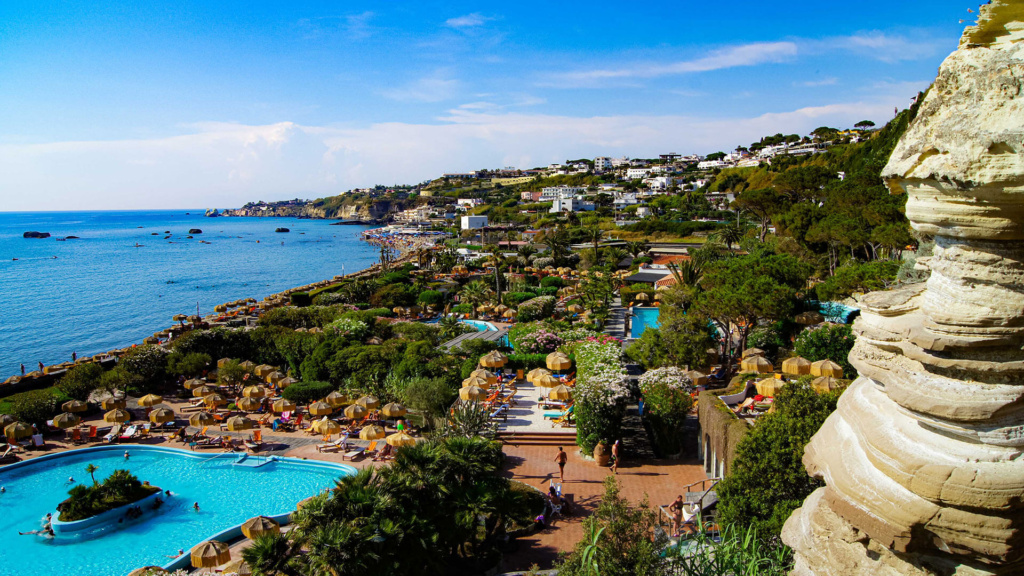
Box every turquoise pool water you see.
[630,307,662,338]
[0,446,354,576]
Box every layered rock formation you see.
[782,3,1024,575]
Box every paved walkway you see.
[604,296,626,340]
[498,444,707,572]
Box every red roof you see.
[651,255,691,266]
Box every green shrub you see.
[9,389,65,428]
[57,363,104,401]
[540,276,564,288]
[505,353,549,370]
[502,292,537,307]
[536,286,560,297]
[815,260,900,302]
[290,292,313,307]
[369,284,415,309]
[452,303,473,314]
[282,381,335,404]
[165,352,211,378]
[417,290,444,306]
[793,324,855,377]
[717,379,841,538]
[402,377,458,428]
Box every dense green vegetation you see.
[242,437,544,576]
[716,379,842,539]
[58,467,160,522]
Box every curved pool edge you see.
[0,445,355,575]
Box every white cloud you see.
[0,83,925,211]
[813,31,946,63]
[563,41,799,81]
[796,77,839,87]
[551,31,944,87]
[381,76,460,103]
[445,13,493,28]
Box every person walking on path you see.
[611,440,621,474]
[38,361,44,372]
[555,446,568,482]
[20,364,25,376]
[72,351,77,362]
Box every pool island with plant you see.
[56,467,161,523]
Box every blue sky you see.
[0,1,974,210]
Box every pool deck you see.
[2,387,707,574]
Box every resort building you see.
[550,197,596,213]
[594,156,613,171]
[539,185,586,201]
[460,215,488,230]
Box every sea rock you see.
[275,227,290,233]
[188,229,202,234]
[65,236,79,239]
[22,231,50,238]
[205,209,221,217]
[783,3,1024,574]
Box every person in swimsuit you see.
[611,440,621,474]
[554,446,568,482]
[668,495,687,537]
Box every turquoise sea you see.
[0,211,377,379]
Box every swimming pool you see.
[630,306,662,338]
[0,446,354,576]
[423,317,499,331]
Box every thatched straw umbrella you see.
[190,540,230,568]
[740,355,773,374]
[810,360,843,378]
[355,395,380,410]
[344,403,368,420]
[226,416,254,431]
[360,425,386,440]
[459,385,486,401]
[240,516,280,539]
[189,412,215,427]
[781,356,812,376]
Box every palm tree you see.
[438,315,464,339]
[625,240,649,259]
[584,226,604,260]
[85,463,98,485]
[241,533,303,576]
[712,223,745,251]
[459,281,491,318]
[517,244,537,265]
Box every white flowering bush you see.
[325,317,369,340]
[517,296,556,322]
[573,340,630,454]
[637,366,695,455]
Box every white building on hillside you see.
[461,215,488,230]
[550,197,596,213]
[540,185,586,201]
[456,198,483,210]
[697,159,728,170]
[626,168,652,180]
[594,157,613,171]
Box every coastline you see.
[2,229,443,386]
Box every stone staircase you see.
[497,431,577,447]
[621,403,656,460]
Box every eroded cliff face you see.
[782,3,1024,575]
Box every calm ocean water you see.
[0,211,377,379]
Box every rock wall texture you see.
[782,3,1024,575]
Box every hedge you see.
[282,381,336,404]
[503,292,538,307]
[290,292,313,307]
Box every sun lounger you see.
[316,434,348,453]
[190,436,223,450]
[119,425,139,441]
[31,434,44,448]
[70,428,83,444]
[103,424,123,443]
[138,423,152,437]
[543,406,572,419]
[86,426,98,442]
[244,430,263,452]
[490,404,509,421]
